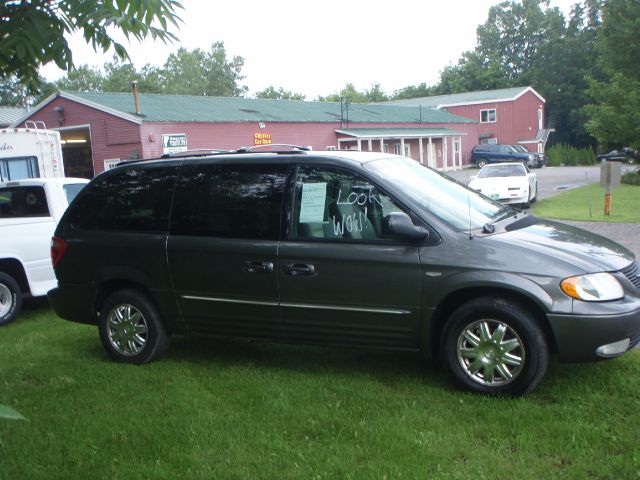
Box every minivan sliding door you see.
[167,162,288,339]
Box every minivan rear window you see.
[0,186,49,218]
[67,166,178,233]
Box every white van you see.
[0,122,65,181]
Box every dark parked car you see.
[48,148,640,396]
[511,145,548,168]
[597,148,639,163]
[471,144,537,169]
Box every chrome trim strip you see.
[280,302,411,315]
[181,295,279,307]
[181,295,411,315]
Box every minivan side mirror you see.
[383,212,430,240]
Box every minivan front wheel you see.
[99,289,169,364]
[442,297,548,395]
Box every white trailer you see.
[0,121,65,181]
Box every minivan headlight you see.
[560,273,624,302]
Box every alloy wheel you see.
[456,319,525,386]
[106,304,149,356]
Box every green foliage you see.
[0,0,183,93]
[32,42,248,100]
[394,0,602,147]
[622,169,640,186]
[318,82,389,103]
[0,75,31,106]
[0,404,25,421]
[392,82,438,100]
[547,144,597,166]
[162,42,247,97]
[255,86,306,101]
[585,0,640,150]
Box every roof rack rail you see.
[236,144,312,153]
[160,148,231,159]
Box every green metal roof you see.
[336,127,466,138]
[61,91,475,124]
[0,106,27,126]
[385,86,543,108]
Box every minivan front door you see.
[167,162,288,339]
[278,165,423,349]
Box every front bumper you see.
[548,308,640,362]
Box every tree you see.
[0,0,183,93]
[392,82,438,100]
[0,75,31,106]
[162,42,247,96]
[255,86,306,100]
[51,65,105,92]
[103,60,164,93]
[318,83,388,103]
[403,0,601,147]
[585,0,640,150]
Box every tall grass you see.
[547,144,597,166]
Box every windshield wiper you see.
[483,207,518,233]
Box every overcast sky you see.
[40,0,578,99]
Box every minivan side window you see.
[67,166,178,233]
[170,163,287,240]
[291,165,405,241]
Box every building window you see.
[0,156,40,181]
[480,109,497,123]
[453,139,461,154]
[383,143,389,154]
[404,144,411,157]
[393,143,401,155]
[480,138,498,145]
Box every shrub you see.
[547,144,597,166]
[622,168,640,185]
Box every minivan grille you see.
[620,260,640,290]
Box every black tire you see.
[99,289,169,364]
[530,182,538,203]
[0,272,22,326]
[442,297,548,396]
[477,159,488,168]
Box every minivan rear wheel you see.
[99,289,169,364]
[442,297,548,396]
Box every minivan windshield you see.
[365,157,511,230]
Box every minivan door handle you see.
[283,263,316,277]
[244,261,274,274]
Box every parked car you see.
[511,145,548,168]
[468,162,537,209]
[48,148,640,396]
[0,177,88,325]
[597,148,639,163]
[471,144,537,169]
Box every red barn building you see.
[386,86,551,154]
[11,86,547,179]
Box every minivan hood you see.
[490,218,634,272]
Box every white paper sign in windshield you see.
[299,183,327,223]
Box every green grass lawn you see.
[2,302,640,479]
[532,183,640,223]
